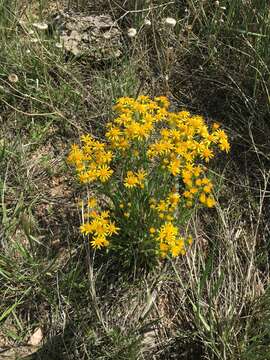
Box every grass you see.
[0,0,269,359]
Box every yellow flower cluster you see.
[157,222,188,258]
[67,135,114,184]
[150,192,180,220]
[80,204,119,249]
[68,96,230,260]
[105,96,170,149]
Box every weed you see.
[0,0,269,359]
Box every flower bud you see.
[8,73,19,83]
[144,18,151,27]
[164,17,177,28]
[127,28,137,38]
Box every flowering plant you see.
[67,96,229,268]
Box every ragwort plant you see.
[67,96,230,269]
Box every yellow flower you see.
[189,115,204,129]
[206,197,216,208]
[201,147,214,162]
[201,178,210,185]
[124,171,138,188]
[154,96,170,109]
[79,169,97,183]
[160,129,171,138]
[163,159,169,165]
[100,211,110,218]
[215,129,227,140]
[219,138,230,153]
[157,222,178,242]
[199,193,206,204]
[67,144,84,164]
[203,185,212,193]
[81,134,94,144]
[182,169,192,184]
[91,235,108,249]
[149,140,173,157]
[114,138,129,150]
[178,110,190,118]
[168,192,180,206]
[168,158,181,176]
[195,178,202,186]
[160,243,169,257]
[88,198,97,208]
[212,122,220,130]
[80,222,93,235]
[91,219,107,236]
[136,169,147,185]
[97,165,113,182]
[137,95,150,102]
[155,108,168,121]
[124,121,148,140]
[99,151,113,164]
[193,166,202,177]
[105,126,122,142]
[149,227,156,234]
[171,238,184,257]
[106,222,120,236]
[183,191,193,199]
[156,200,167,213]
[200,125,209,138]
[89,210,98,218]
[92,142,105,152]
